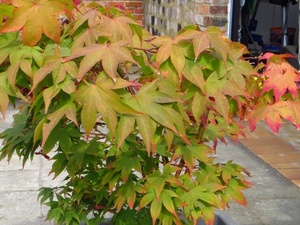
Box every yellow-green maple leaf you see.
[76,82,138,138]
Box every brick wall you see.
[143,0,196,36]
[144,0,229,36]
[89,0,230,36]
[90,0,144,23]
[195,0,228,29]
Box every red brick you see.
[133,8,144,14]
[209,6,227,15]
[106,2,125,8]
[97,0,143,22]
[203,16,227,27]
[125,2,143,8]
[199,4,209,14]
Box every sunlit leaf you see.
[77,82,137,137]
[1,0,69,46]
[67,41,136,80]
[98,15,137,43]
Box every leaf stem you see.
[132,47,158,54]
[197,113,209,141]
[197,124,205,141]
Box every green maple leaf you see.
[1,0,69,46]
[31,47,79,94]
[70,4,101,33]
[146,164,182,196]
[150,197,162,225]
[0,3,14,25]
[5,45,43,90]
[151,36,173,63]
[152,36,190,76]
[262,62,299,101]
[204,72,231,124]
[69,6,111,48]
[66,41,136,80]
[223,60,254,97]
[169,43,187,76]
[182,185,221,209]
[31,56,61,91]
[0,71,27,114]
[115,180,136,211]
[191,89,208,125]
[114,150,143,181]
[77,83,117,137]
[182,58,205,92]
[159,189,179,219]
[225,179,248,206]
[126,96,181,144]
[42,76,75,113]
[72,27,110,49]
[204,71,227,96]
[176,29,210,59]
[117,115,136,148]
[0,72,11,119]
[41,101,78,147]
[0,32,20,65]
[176,145,214,171]
[136,115,156,154]
[124,97,160,155]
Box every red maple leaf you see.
[73,0,81,5]
[262,61,299,101]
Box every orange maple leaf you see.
[248,98,300,134]
[247,101,287,134]
[1,0,69,46]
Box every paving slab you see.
[216,140,300,225]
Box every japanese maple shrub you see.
[0,1,299,225]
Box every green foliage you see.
[0,1,300,225]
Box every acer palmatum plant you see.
[0,1,299,225]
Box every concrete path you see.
[0,104,64,225]
[0,104,300,225]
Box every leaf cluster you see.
[0,1,299,225]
